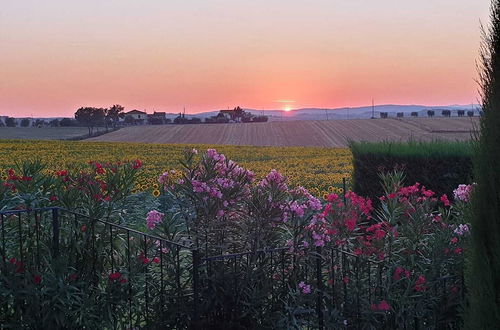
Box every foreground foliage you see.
[0,151,471,328]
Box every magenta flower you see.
[146,210,165,230]
[453,184,474,202]
[298,281,311,294]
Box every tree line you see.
[74,105,125,136]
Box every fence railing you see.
[0,207,463,329]
[0,207,196,328]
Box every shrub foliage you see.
[350,141,474,202]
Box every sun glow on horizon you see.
[0,1,489,117]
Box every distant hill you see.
[185,104,482,121]
[1,104,481,122]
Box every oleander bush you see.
[0,151,471,328]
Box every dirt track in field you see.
[87,117,479,147]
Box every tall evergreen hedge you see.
[465,0,500,326]
[350,141,474,201]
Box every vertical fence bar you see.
[18,213,23,262]
[109,225,114,272]
[52,208,60,258]
[331,248,335,309]
[1,214,6,266]
[159,240,165,319]
[342,178,347,205]
[35,211,40,270]
[192,249,200,326]
[127,230,132,329]
[143,236,149,326]
[316,246,324,330]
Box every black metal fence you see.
[0,207,463,329]
[0,207,196,328]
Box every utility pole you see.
[371,99,375,119]
[325,109,329,121]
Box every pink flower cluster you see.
[453,184,474,202]
[258,169,288,191]
[453,224,470,236]
[414,275,427,292]
[146,210,164,230]
[206,148,226,162]
[192,179,223,198]
[393,266,411,280]
[298,281,311,294]
[371,300,391,311]
[307,191,375,248]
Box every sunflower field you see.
[0,139,352,197]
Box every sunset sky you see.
[0,0,491,117]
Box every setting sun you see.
[283,106,292,112]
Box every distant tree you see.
[5,117,16,127]
[75,107,105,136]
[465,0,500,326]
[442,109,451,117]
[106,104,125,129]
[20,118,30,127]
[34,119,46,127]
[427,110,435,117]
[59,118,73,127]
[49,119,59,127]
[396,112,404,118]
[253,115,269,122]
[164,118,172,124]
[190,117,202,124]
[467,110,475,117]
[148,117,163,125]
[411,112,418,117]
[458,110,465,117]
[380,112,388,119]
[174,113,189,124]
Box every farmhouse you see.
[125,110,147,120]
[219,107,245,122]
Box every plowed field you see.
[88,117,479,147]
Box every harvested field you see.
[0,127,91,140]
[88,117,479,147]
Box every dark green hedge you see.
[350,141,474,201]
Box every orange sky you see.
[0,0,491,117]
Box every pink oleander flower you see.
[259,169,288,191]
[298,281,311,294]
[453,184,474,202]
[371,300,392,311]
[454,224,470,236]
[158,172,169,185]
[109,272,122,281]
[414,275,427,292]
[440,194,450,207]
[146,210,164,230]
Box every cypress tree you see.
[465,0,500,327]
